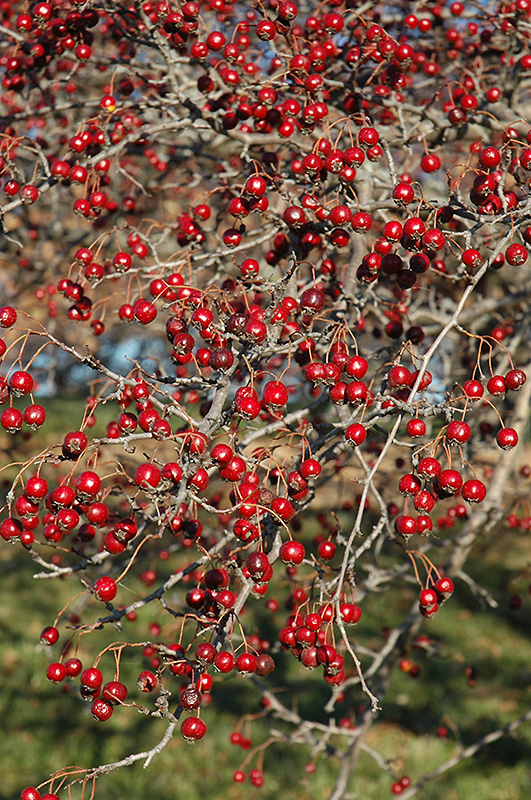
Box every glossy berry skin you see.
[505,369,526,391]
[271,497,295,522]
[419,589,437,608]
[388,365,411,389]
[91,699,114,721]
[346,381,368,405]
[262,380,289,408]
[279,540,305,565]
[102,680,128,705]
[51,485,75,508]
[205,568,229,590]
[406,416,426,438]
[0,306,17,328]
[505,243,528,266]
[462,249,482,269]
[496,427,519,449]
[93,576,118,602]
[446,420,471,445]
[63,430,88,456]
[23,405,46,429]
[40,626,59,646]
[416,457,441,480]
[416,515,433,535]
[394,515,417,538]
[9,370,34,396]
[246,552,270,580]
[214,651,236,673]
[463,380,484,401]
[64,658,83,677]
[435,577,455,599]
[21,185,39,205]
[134,299,157,324]
[392,182,415,205]
[436,469,463,496]
[135,463,162,489]
[80,667,103,692]
[195,642,216,665]
[46,662,67,683]
[462,479,487,503]
[339,603,362,624]
[346,355,368,379]
[414,490,435,513]
[181,716,207,741]
[210,443,233,464]
[236,652,258,674]
[137,671,157,692]
[345,423,367,446]
[75,471,102,498]
[283,206,306,228]
[487,375,506,396]
[20,789,40,800]
[399,474,422,496]
[480,146,501,168]
[300,458,321,480]
[1,408,23,433]
[317,540,336,559]
[300,288,326,315]
[26,476,48,502]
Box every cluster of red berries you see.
[2,0,531,796]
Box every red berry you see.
[63,430,88,456]
[339,602,362,624]
[505,243,528,266]
[388,365,412,389]
[279,540,305,565]
[40,626,59,646]
[505,369,526,391]
[102,680,128,705]
[446,420,471,445]
[46,662,67,683]
[0,306,17,328]
[65,657,83,677]
[135,463,162,489]
[346,355,368,379]
[91,698,114,721]
[262,381,289,408]
[137,671,157,692]
[394,515,417,538]
[487,375,506,396]
[496,427,519,450]
[406,418,426,438]
[81,667,103,692]
[463,380,484,400]
[181,716,207,741]
[435,577,455,599]
[300,287,326,315]
[462,479,487,503]
[317,540,336,559]
[93,576,118,602]
[345,423,367,446]
[436,469,463,496]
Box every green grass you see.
[1,398,531,800]
[2,550,531,800]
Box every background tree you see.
[2,0,531,798]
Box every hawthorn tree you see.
[2,0,531,797]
